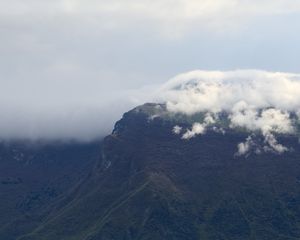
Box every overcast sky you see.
[1,0,300,140]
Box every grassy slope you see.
[16,105,300,240]
[0,141,101,240]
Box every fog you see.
[1,0,300,140]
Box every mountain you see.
[2,103,300,240]
[0,140,102,240]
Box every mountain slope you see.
[0,140,102,240]
[15,103,300,240]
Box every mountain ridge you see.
[2,103,300,239]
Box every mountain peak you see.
[2,103,300,240]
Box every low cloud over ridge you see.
[1,69,300,144]
[160,70,300,155]
[160,70,300,113]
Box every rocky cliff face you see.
[3,103,300,240]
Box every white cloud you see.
[263,132,289,154]
[230,106,294,134]
[180,113,217,139]
[236,136,254,156]
[162,69,300,154]
[230,106,293,155]
[161,70,300,114]
[173,125,182,135]
[182,122,206,140]
[236,131,289,156]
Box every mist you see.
[1,1,300,140]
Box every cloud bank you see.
[1,69,300,145]
[0,86,154,141]
[1,1,300,141]
[161,70,300,113]
[161,70,300,155]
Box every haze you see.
[1,0,300,140]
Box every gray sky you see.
[1,0,300,140]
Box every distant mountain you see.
[2,103,300,240]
